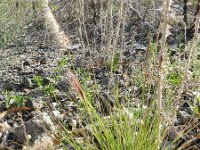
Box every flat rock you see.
[177,111,192,125]
[1,112,55,149]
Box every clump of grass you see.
[54,69,164,150]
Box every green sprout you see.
[3,90,27,108]
[59,57,66,68]
[10,94,26,107]
[167,72,182,86]
[33,75,43,87]
[43,83,56,97]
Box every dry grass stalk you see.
[157,0,171,144]
[178,3,200,102]
[67,69,85,101]
[74,0,91,61]
[172,2,200,124]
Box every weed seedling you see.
[3,90,27,108]
[43,83,56,97]
[167,71,182,86]
[33,75,43,87]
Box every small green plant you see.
[193,106,199,116]
[166,62,183,86]
[33,75,43,87]
[3,90,27,108]
[167,71,182,86]
[10,94,26,107]
[106,52,120,72]
[193,96,200,116]
[50,3,60,12]
[3,90,11,108]
[134,73,144,88]
[175,33,185,45]
[53,57,66,82]
[198,96,200,103]
[58,57,66,68]
[43,83,56,97]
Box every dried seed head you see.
[67,69,85,101]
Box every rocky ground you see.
[0,0,200,150]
